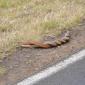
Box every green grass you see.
[0,0,31,8]
[0,0,85,58]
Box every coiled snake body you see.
[20,31,70,48]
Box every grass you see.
[0,66,6,75]
[0,0,85,59]
[0,0,31,8]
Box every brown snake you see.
[19,31,70,48]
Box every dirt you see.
[0,21,85,85]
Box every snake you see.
[19,31,70,48]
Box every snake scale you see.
[20,31,70,48]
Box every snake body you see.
[20,31,70,48]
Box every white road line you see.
[17,49,85,85]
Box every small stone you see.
[56,40,62,45]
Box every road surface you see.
[17,50,85,85]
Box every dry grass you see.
[0,65,6,75]
[0,0,85,59]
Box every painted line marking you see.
[17,49,85,85]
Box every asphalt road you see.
[34,56,85,85]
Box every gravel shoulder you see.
[0,21,85,85]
